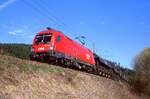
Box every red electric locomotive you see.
[30,27,96,71]
[30,27,125,80]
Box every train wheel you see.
[78,65,82,70]
[87,67,93,73]
[82,65,86,70]
[102,73,105,77]
[99,72,102,75]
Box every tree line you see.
[0,43,31,59]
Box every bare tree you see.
[132,48,150,96]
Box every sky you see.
[0,0,150,69]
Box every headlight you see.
[50,46,53,50]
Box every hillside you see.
[0,55,147,99]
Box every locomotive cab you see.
[33,33,53,52]
[30,29,56,60]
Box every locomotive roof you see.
[37,29,61,35]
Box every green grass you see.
[0,61,5,65]
[19,64,65,74]
[0,58,65,74]
[0,60,9,65]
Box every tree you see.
[132,48,150,96]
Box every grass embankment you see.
[0,55,146,99]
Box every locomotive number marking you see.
[38,47,45,51]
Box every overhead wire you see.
[20,0,48,38]
[35,0,78,37]
[21,0,96,50]
[36,0,95,48]
[22,0,61,27]
[22,0,77,38]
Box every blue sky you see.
[0,0,150,69]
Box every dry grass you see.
[0,55,147,99]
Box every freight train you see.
[30,27,124,80]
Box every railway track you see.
[38,59,122,81]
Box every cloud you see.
[8,25,34,39]
[8,31,16,35]
[8,29,24,36]
[0,0,15,10]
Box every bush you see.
[130,48,150,96]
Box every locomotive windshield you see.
[35,34,52,45]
